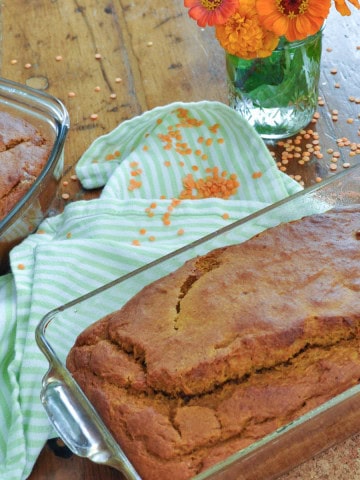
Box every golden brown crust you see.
[0,111,51,220]
[67,206,360,480]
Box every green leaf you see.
[227,33,322,110]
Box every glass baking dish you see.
[0,77,69,274]
[36,164,360,480]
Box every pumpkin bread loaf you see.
[0,110,51,221]
[67,206,360,480]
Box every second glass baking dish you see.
[0,77,69,274]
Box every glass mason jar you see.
[226,29,323,140]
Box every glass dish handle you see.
[41,366,142,480]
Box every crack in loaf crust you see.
[0,111,51,220]
[67,206,360,480]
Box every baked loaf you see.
[67,206,360,480]
[0,110,51,221]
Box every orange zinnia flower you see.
[256,0,331,42]
[334,0,360,15]
[215,0,279,59]
[184,0,238,27]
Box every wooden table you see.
[1,1,359,479]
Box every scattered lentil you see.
[128,179,142,191]
[179,167,240,200]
